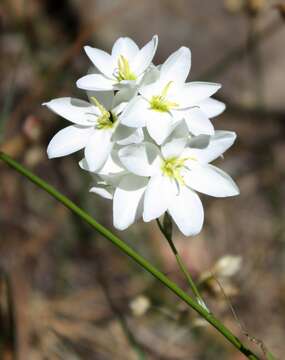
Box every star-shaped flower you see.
[121,47,223,145]
[76,35,158,91]
[44,92,143,172]
[113,122,239,235]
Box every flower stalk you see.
[156,215,208,311]
[0,151,260,360]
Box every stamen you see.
[149,81,179,112]
[161,157,186,185]
[90,96,117,130]
[90,96,108,115]
[116,55,137,82]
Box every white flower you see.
[80,148,147,229]
[79,146,128,201]
[113,122,239,235]
[76,35,158,91]
[44,35,239,237]
[121,47,223,145]
[44,92,143,172]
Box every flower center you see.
[161,157,186,185]
[149,81,179,112]
[97,111,117,129]
[90,96,117,130]
[116,55,137,82]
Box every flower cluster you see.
[44,35,239,236]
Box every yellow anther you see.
[117,55,137,81]
[90,96,116,130]
[161,157,186,185]
[150,81,179,112]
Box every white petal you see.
[113,175,148,230]
[143,175,176,222]
[120,96,148,127]
[188,134,211,149]
[183,107,214,136]
[77,74,115,91]
[79,153,126,188]
[139,65,160,87]
[119,142,160,176]
[47,125,92,158]
[84,46,114,78]
[132,35,158,75]
[98,152,127,187]
[161,120,188,158]
[198,98,226,118]
[87,90,115,110]
[43,97,97,126]
[113,126,144,145]
[79,157,91,172]
[168,187,204,236]
[112,87,137,108]
[99,151,125,176]
[184,164,240,197]
[84,130,113,171]
[112,37,139,60]
[160,47,191,84]
[139,80,164,100]
[112,102,127,117]
[146,111,174,145]
[185,131,237,164]
[178,82,221,108]
[90,185,114,200]
[114,79,138,89]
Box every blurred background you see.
[1,0,285,359]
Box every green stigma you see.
[150,81,179,112]
[116,55,137,82]
[90,96,117,130]
[161,157,186,185]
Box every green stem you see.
[0,152,260,360]
[156,218,207,310]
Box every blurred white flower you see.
[129,295,151,317]
[213,255,242,278]
[76,35,158,91]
